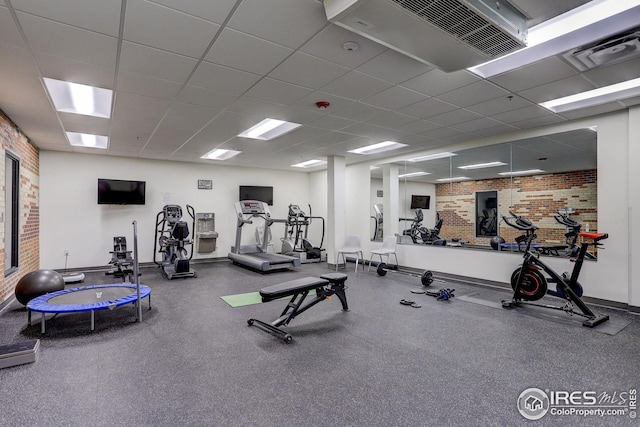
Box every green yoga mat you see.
[221,290,316,307]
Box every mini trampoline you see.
[27,284,151,334]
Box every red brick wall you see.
[435,170,597,247]
[0,110,40,304]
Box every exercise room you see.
[1,1,639,425]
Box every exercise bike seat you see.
[579,232,608,242]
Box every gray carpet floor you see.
[1,260,639,427]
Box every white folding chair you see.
[336,235,363,272]
[368,236,398,271]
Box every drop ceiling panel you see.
[466,95,533,116]
[119,41,198,83]
[12,0,121,36]
[59,113,109,135]
[308,115,356,131]
[339,122,411,141]
[204,28,293,75]
[356,49,434,84]
[427,109,484,127]
[398,98,458,120]
[395,119,442,135]
[112,92,171,121]
[291,91,355,114]
[0,7,26,47]
[452,117,505,133]
[149,0,238,25]
[437,80,510,108]
[227,98,322,125]
[145,126,196,152]
[518,75,596,103]
[175,85,238,109]
[491,105,555,124]
[509,113,567,129]
[362,86,426,111]
[17,12,117,68]
[401,68,479,97]
[190,61,261,94]
[164,102,220,124]
[581,57,640,87]
[0,71,50,107]
[34,53,114,88]
[320,71,392,101]
[300,24,388,69]
[228,0,327,49]
[489,57,578,92]
[363,111,417,129]
[116,71,183,100]
[243,78,313,106]
[0,44,34,74]
[330,102,387,122]
[123,0,220,59]
[269,52,349,89]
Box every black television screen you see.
[98,178,146,205]
[239,185,273,206]
[410,195,430,209]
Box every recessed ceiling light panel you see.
[44,78,112,118]
[201,148,242,160]
[238,118,301,140]
[348,141,408,155]
[458,161,508,170]
[66,132,108,149]
[291,159,327,168]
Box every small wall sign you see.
[198,179,212,190]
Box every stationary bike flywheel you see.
[510,267,547,301]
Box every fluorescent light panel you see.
[291,159,326,168]
[44,78,112,118]
[407,152,457,162]
[349,141,408,155]
[66,132,108,149]
[238,118,301,140]
[498,169,545,176]
[539,77,640,113]
[437,176,470,182]
[201,148,242,160]
[398,171,431,178]
[469,0,640,78]
[458,161,508,170]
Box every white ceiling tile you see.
[205,28,293,75]
[451,117,505,133]
[427,109,484,126]
[472,124,520,137]
[145,126,195,152]
[489,56,578,92]
[164,102,220,124]
[243,78,312,106]
[148,0,237,25]
[420,126,470,140]
[340,123,412,143]
[175,85,238,109]
[401,68,479,96]
[17,12,117,68]
[228,0,327,49]
[0,44,35,74]
[491,104,555,124]
[330,102,387,122]
[518,75,596,104]
[12,0,121,36]
[509,114,567,129]
[398,97,458,119]
[320,71,392,101]
[362,86,426,111]
[119,41,198,83]
[308,115,356,131]
[113,91,171,120]
[0,71,49,107]
[269,52,349,89]
[356,49,434,84]
[395,119,442,134]
[0,7,25,47]
[437,80,510,108]
[301,24,388,69]
[117,71,183,100]
[582,57,640,87]
[466,95,533,116]
[109,117,159,142]
[190,61,261,94]
[34,52,114,88]
[59,112,109,135]
[364,111,417,129]
[123,0,220,59]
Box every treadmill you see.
[228,200,300,272]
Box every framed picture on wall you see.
[476,191,498,237]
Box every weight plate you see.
[376,263,387,277]
[421,270,433,287]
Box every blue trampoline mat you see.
[27,284,151,314]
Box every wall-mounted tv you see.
[239,185,273,206]
[98,178,146,205]
[410,195,430,210]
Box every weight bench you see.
[248,273,348,343]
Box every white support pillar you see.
[327,156,346,266]
[383,163,399,238]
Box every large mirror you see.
[370,128,597,258]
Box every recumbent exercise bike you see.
[501,212,609,327]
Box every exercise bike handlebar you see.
[502,212,537,232]
[554,213,580,229]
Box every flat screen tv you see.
[410,195,430,210]
[239,185,273,206]
[98,178,146,205]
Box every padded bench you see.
[248,273,348,343]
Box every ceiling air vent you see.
[563,28,640,72]
[324,0,528,72]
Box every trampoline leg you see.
[28,310,31,327]
[40,314,45,334]
[91,311,95,331]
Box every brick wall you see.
[0,110,40,305]
[435,170,597,247]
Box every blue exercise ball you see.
[14,270,65,305]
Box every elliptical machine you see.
[281,204,326,263]
[106,236,137,282]
[153,204,197,279]
[501,212,608,327]
[402,209,445,245]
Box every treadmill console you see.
[239,200,266,214]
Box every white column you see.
[327,156,346,266]
[382,164,399,237]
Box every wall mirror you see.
[370,128,597,258]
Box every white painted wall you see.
[40,151,311,269]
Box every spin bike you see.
[501,212,609,327]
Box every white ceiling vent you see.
[324,0,528,72]
[563,28,640,72]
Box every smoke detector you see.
[316,101,331,110]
